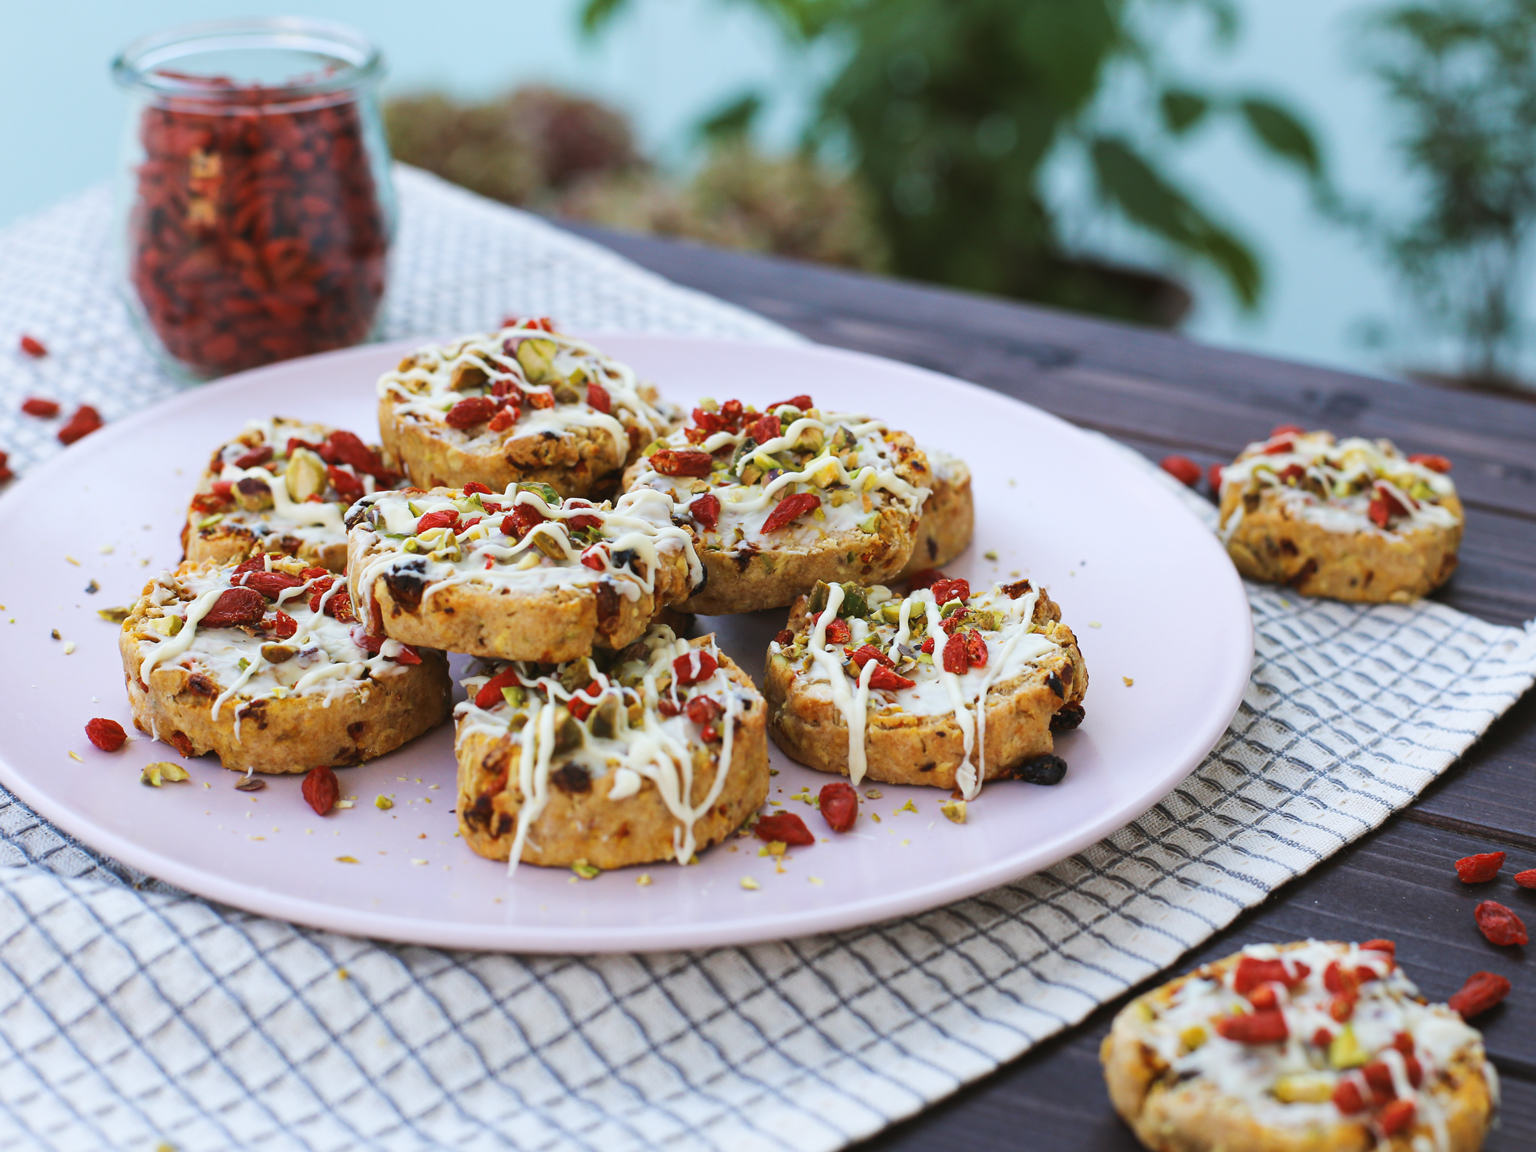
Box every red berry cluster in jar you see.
[127,77,389,377]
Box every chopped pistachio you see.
[1329,1026,1367,1070]
[375,795,394,810]
[98,606,131,623]
[940,800,967,824]
[636,873,653,887]
[1273,1074,1334,1103]
[141,762,190,787]
[571,859,600,880]
[284,447,328,502]
[740,876,761,890]
[1178,1024,1206,1051]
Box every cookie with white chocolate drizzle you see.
[120,556,452,773]
[456,624,768,872]
[1217,426,1463,603]
[183,418,404,572]
[764,575,1087,797]
[896,446,974,581]
[346,483,703,663]
[377,318,681,498]
[1102,939,1496,1152]
[622,395,931,615]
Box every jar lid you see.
[112,17,383,108]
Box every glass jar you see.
[112,18,395,380]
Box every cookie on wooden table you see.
[183,417,403,572]
[346,483,702,663]
[622,396,931,615]
[896,446,974,580]
[1101,939,1495,1152]
[376,318,680,498]
[764,576,1086,799]
[1216,427,1463,603]
[456,624,769,871]
[120,556,451,773]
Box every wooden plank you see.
[560,224,1536,522]
[857,817,1536,1151]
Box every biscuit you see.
[1102,939,1495,1152]
[346,483,702,663]
[377,319,680,497]
[897,447,974,580]
[622,396,930,615]
[120,556,451,773]
[1217,430,1462,603]
[455,625,769,871]
[183,418,403,572]
[764,576,1086,797]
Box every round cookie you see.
[183,417,404,572]
[346,482,702,663]
[377,319,680,497]
[1216,428,1463,603]
[897,447,974,581]
[622,396,931,615]
[1101,939,1495,1152]
[764,576,1087,798]
[120,556,451,773]
[455,625,769,871]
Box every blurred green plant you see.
[584,0,1328,324]
[1354,0,1536,387]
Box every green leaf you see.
[579,0,628,35]
[1160,89,1210,135]
[698,92,764,142]
[1237,98,1321,177]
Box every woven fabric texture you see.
[0,168,1533,1152]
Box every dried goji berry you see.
[1447,970,1511,1019]
[579,545,607,572]
[302,765,340,816]
[19,334,47,358]
[1247,985,1278,1010]
[867,664,915,690]
[657,698,681,717]
[849,644,893,671]
[264,610,298,639]
[389,644,422,665]
[1329,993,1356,1022]
[964,630,988,668]
[761,492,821,533]
[920,637,934,654]
[1311,1027,1333,1049]
[689,493,721,532]
[673,649,719,686]
[321,431,391,480]
[685,695,724,725]
[232,444,273,469]
[1378,1099,1416,1137]
[906,568,945,590]
[463,482,493,496]
[769,394,813,411]
[746,413,780,444]
[1271,423,1306,438]
[930,577,970,605]
[1362,1061,1397,1103]
[1456,851,1506,883]
[57,405,102,446]
[1361,938,1396,958]
[475,669,522,710]
[85,718,127,752]
[201,587,266,628]
[942,632,969,675]
[1475,900,1528,947]
[774,629,794,646]
[1213,1009,1287,1044]
[1515,869,1536,888]
[415,509,460,534]
[651,448,714,477]
[1159,455,1200,486]
[1232,957,1311,994]
[506,503,545,537]
[327,465,365,503]
[1332,1079,1366,1115]
[586,380,611,414]
[820,782,858,832]
[1409,453,1452,473]
[824,618,851,645]
[755,811,814,846]
[1368,497,1392,529]
[237,570,305,599]
[20,397,59,418]
[445,396,497,429]
[1263,438,1294,455]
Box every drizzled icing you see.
[457,626,751,874]
[376,320,676,455]
[773,581,1064,797]
[191,418,403,559]
[627,400,929,554]
[129,558,417,734]
[1134,940,1488,1148]
[347,484,702,613]
[1218,430,1460,542]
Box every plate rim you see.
[0,332,1253,953]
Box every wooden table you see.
[565,223,1536,1150]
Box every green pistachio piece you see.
[1328,1026,1366,1070]
[515,337,558,383]
[284,447,328,503]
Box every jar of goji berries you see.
[112,18,395,380]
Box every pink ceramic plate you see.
[0,334,1251,953]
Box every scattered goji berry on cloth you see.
[819,783,858,832]
[57,405,103,445]
[302,766,340,816]
[1515,869,1536,889]
[19,334,46,358]
[1455,851,1506,883]
[20,396,59,418]
[755,811,814,846]
[84,718,127,752]
[1474,900,1528,947]
[1159,454,1200,486]
[1447,970,1511,1019]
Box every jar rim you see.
[111,16,383,103]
